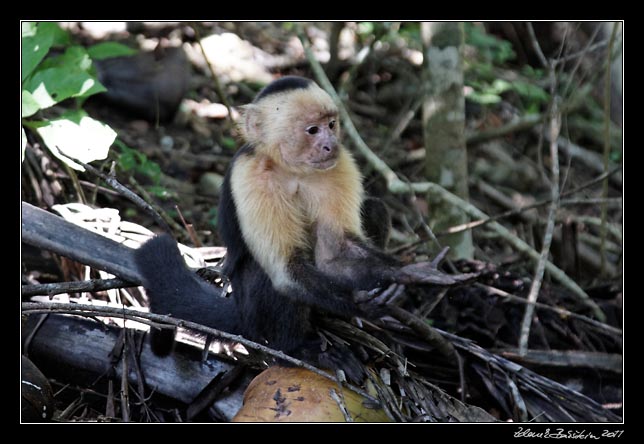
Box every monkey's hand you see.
[354,283,404,305]
[353,283,405,320]
[395,247,479,286]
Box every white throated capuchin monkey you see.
[135,76,473,381]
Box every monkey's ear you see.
[239,104,262,143]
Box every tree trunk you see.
[421,22,473,259]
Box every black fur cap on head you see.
[254,76,313,102]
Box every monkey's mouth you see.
[310,149,339,170]
[311,158,338,170]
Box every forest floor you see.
[21,21,623,423]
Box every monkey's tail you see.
[134,234,240,355]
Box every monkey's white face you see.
[275,103,340,172]
[240,83,342,173]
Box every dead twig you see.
[442,166,621,237]
[381,94,425,155]
[126,175,182,234]
[561,23,604,101]
[329,389,353,422]
[54,149,171,234]
[186,365,245,421]
[555,135,622,187]
[466,113,543,146]
[386,306,458,362]
[22,314,50,358]
[578,232,621,255]
[525,22,549,68]
[189,24,234,125]
[465,81,587,146]
[120,329,131,422]
[496,348,622,373]
[573,216,622,242]
[554,37,612,65]
[518,27,563,354]
[560,197,622,207]
[22,277,134,297]
[477,283,622,338]
[174,205,201,248]
[600,23,620,276]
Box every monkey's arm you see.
[316,228,477,292]
[285,250,365,318]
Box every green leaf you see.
[118,149,138,171]
[521,65,545,80]
[357,22,375,36]
[50,23,71,47]
[221,136,237,150]
[114,139,162,183]
[490,79,512,95]
[22,90,40,117]
[22,22,56,81]
[147,185,173,199]
[208,206,218,227]
[34,110,116,171]
[87,42,136,60]
[466,90,502,105]
[39,46,93,72]
[21,22,37,38]
[465,23,516,64]
[525,103,540,115]
[512,81,549,104]
[23,67,106,109]
[22,127,27,162]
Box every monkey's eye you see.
[306,126,319,135]
[329,120,336,130]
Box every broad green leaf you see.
[34,110,116,171]
[39,46,92,72]
[21,127,27,162]
[24,67,106,109]
[21,22,37,38]
[357,22,375,36]
[22,90,40,117]
[118,149,138,171]
[465,23,516,64]
[114,140,161,183]
[87,42,136,60]
[521,65,545,80]
[22,22,56,81]
[490,79,512,95]
[50,23,71,47]
[512,81,549,104]
[22,22,69,44]
[466,90,502,105]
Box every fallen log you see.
[22,314,248,421]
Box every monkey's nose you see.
[322,145,332,153]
